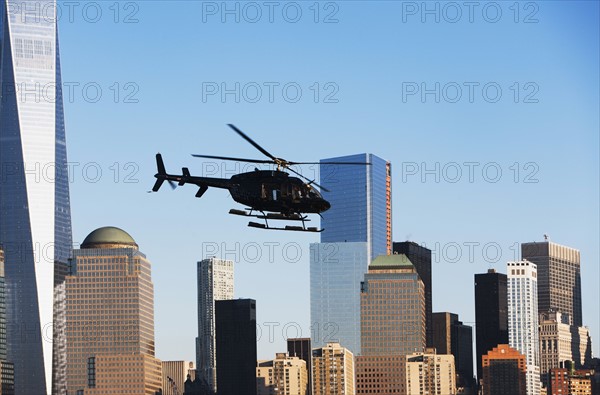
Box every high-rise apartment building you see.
[257,353,308,395]
[196,258,234,393]
[474,269,508,381]
[215,299,257,395]
[404,349,456,395]
[162,361,195,395]
[287,338,312,395]
[312,343,355,395]
[65,227,161,394]
[508,261,541,395]
[521,241,582,326]
[393,242,433,348]
[431,312,475,390]
[360,254,425,356]
[481,344,527,395]
[320,153,392,259]
[0,1,72,392]
[310,242,369,354]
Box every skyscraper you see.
[215,299,257,395]
[196,258,234,393]
[65,227,162,394]
[162,361,195,395]
[310,153,391,357]
[287,338,312,395]
[360,254,426,356]
[508,260,541,395]
[393,241,433,347]
[521,241,582,326]
[475,269,508,381]
[0,1,72,393]
[310,242,368,354]
[404,349,457,395]
[432,312,475,390]
[320,153,392,259]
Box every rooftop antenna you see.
[544,234,549,241]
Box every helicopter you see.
[152,124,370,232]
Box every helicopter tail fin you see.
[152,153,167,192]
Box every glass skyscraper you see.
[0,1,72,393]
[320,153,392,259]
[310,153,391,356]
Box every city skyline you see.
[0,0,598,377]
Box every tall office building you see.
[404,349,457,395]
[481,344,527,395]
[360,254,426,356]
[162,361,195,395]
[521,241,582,326]
[320,153,392,259]
[432,312,475,390]
[508,261,541,395]
[312,342,355,395]
[310,242,368,354]
[287,338,312,395]
[196,258,234,393]
[0,1,72,393]
[257,353,308,395]
[311,153,391,356]
[354,356,405,394]
[215,299,257,395]
[393,242,433,348]
[0,248,14,395]
[65,227,162,394]
[475,269,508,381]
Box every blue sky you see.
[57,1,599,360]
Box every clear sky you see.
[56,1,599,361]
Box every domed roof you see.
[81,226,138,249]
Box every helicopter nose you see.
[321,199,331,212]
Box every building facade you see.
[320,153,392,259]
[162,361,195,395]
[196,258,234,393]
[310,242,369,354]
[431,312,475,390]
[287,338,312,395]
[257,353,308,395]
[404,349,456,395]
[65,227,161,394]
[521,241,582,326]
[474,270,508,381]
[0,0,73,392]
[360,254,426,356]
[215,299,257,395]
[312,343,355,395]
[393,242,433,348]
[508,261,541,395]
[0,248,14,395]
[481,344,527,395]
[354,355,405,394]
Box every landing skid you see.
[229,209,324,232]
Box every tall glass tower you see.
[0,1,72,394]
[320,153,392,259]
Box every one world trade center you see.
[0,0,72,394]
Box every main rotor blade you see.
[286,166,330,193]
[228,124,277,161]
[192,154,274,164]
[287,161,372,165]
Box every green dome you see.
[81,226,138,249]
